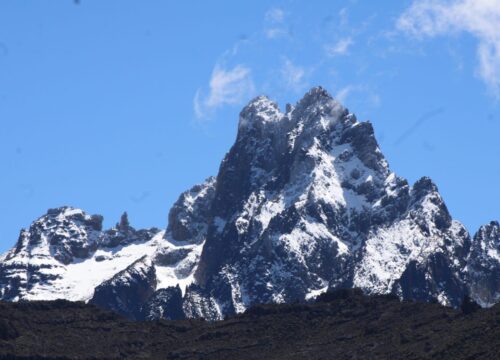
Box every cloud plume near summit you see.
[194,63,255,119]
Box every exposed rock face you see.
[166,177,216,244]
[21,207,102,265]
[0,207,104,301]
[355,177,470,307]
[0,87,498,320]
[141,286,184,320]
[467,221,499,307]
[91,256,157,320]
[0,207,160,302]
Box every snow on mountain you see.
[184,87,474,318]
[0,207,160,302]
[354,178,470,307]
[0,87,498,320]
[467,221,500,307]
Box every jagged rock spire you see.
[118,212,130,232]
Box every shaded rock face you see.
[166,177,216,244]
[468,221,500,307]
[141,286,184,320]
[90,257,157,320]
[0,87,498,321]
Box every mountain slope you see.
[0,87,498,321]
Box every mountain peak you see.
[298,86,333,104]
[468,220,499,306]
[474,221,499,246]
[487,220,500,229]
[238,95,283,133]
[46,206,84,217]
[245,95,275,108]
[412,176,439,197]
[0,86,498,320]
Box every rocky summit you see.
[0,87,498,320]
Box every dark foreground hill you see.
[0,290,498,360]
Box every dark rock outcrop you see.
[90,256,157,320]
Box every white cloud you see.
[264,7,288,39]
[194,64,255,119]
[335,84,381,107]
[339,7,349,27]
[398,0,500,97]
[265,8,285,23]
[281,59,308,92]
[325,38,353,56]
[335,85,355,104]
[266,28,288,39]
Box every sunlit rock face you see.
[0,87,497,320]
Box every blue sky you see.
[0,0,499,252]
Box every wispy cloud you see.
[339,8,349,27]
[265,8,285,23]
[281,58,308,92]
[194,64,255,119]
[397,0,500,97]
[325,37,354,57]
[266,28,288,39]
[335,84,381,107]
[335,85,355,104]
[264,7,288,39]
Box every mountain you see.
[0,290,498,359]
[0,207,160,303]
[0,87,498,320]
[467,221,499,306]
